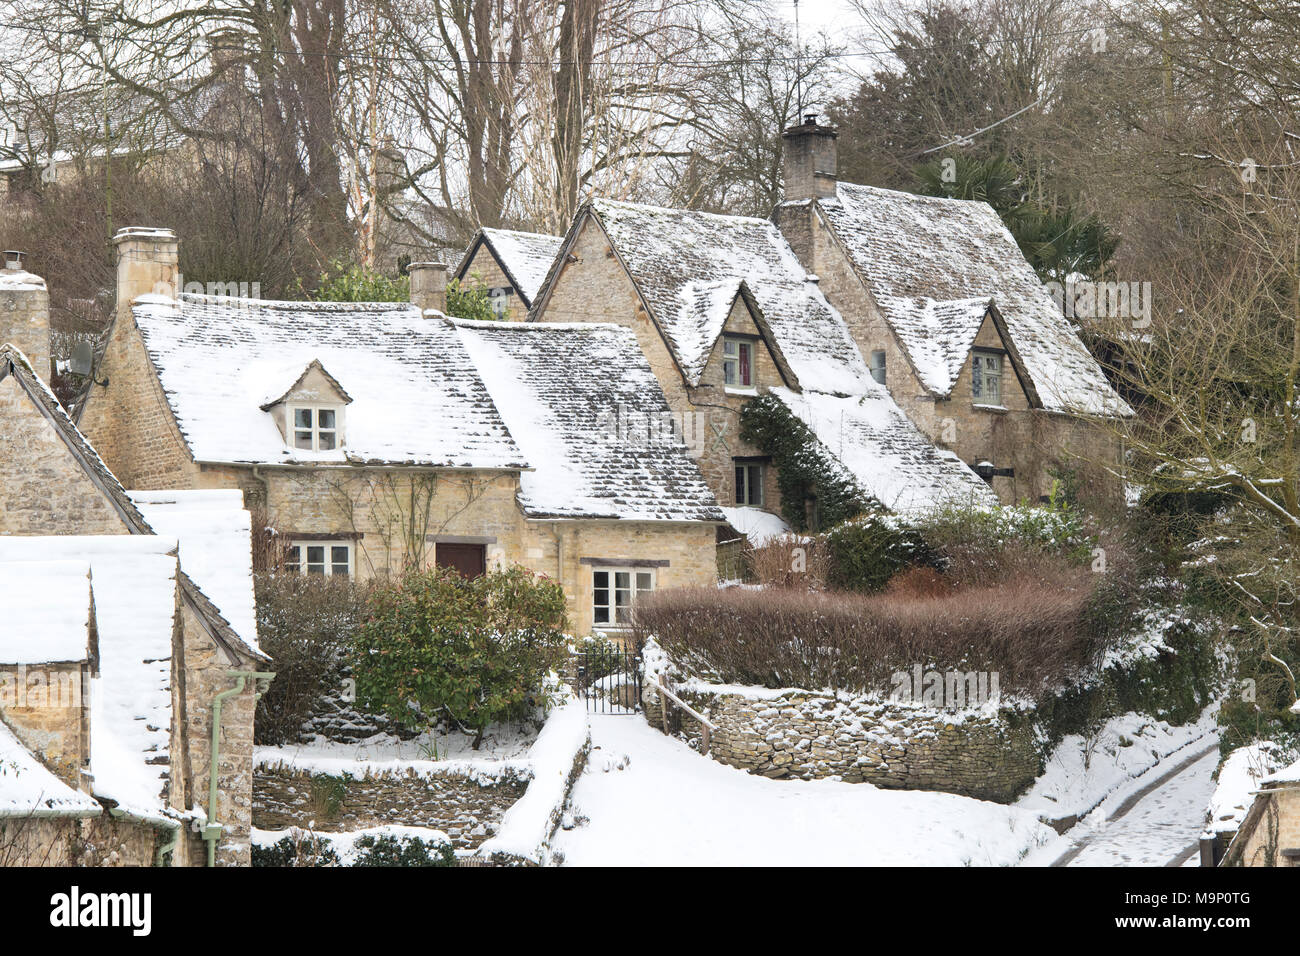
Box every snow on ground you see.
[256,722,539,775]
[1035,747,1221,867]
[720,506,791,546]
[553,717,1056,866]
[252,824,451,864]
[1017,705,1219,822]
[1204,742,1291,838]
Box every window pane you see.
[739,343,751,386]
[294,430,313,449]
[593,571,609,589]
[594,606,610,624]
[594,586,609,608]
[724,340,736,356]
[294,408,312,428]
[636,572,653,591]
[615,571,631,590]
[735,466,745,504]
[723,358,736,386]
[317,431,336,450]
[318,409,336,429]
[307,546,325,563]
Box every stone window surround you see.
[285,402,345,452]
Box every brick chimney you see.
[0,250,51,381]
[113,227,178,323]
[408,261,448,314]
[782,113,838,202]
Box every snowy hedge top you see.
[814,183,1133,418]
[0,536,180,819]
[132,294,527,469]
[587,198,872,395]
[474,228,564,306]
[130,489,260,654]
[771,386,998,514]
[0,719,101,819]
[455,320,724,522]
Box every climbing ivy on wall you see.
[738,393,873,531]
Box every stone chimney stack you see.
[782,113,838,202]
[113,227,178,323]
[0,250,51,381]
[408,262,448,314]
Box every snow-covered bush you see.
[352,566,569,748]
[823,513,933,592]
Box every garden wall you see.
[643,683,1039,803]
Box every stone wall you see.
[0,814,163,867]
[644,682,1040,803]
[1225,785,1300,867]
[253,765,531,851]
[459,244,531,322]
[0,277,50,384]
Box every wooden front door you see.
[436,543,487,579]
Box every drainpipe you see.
[204,670,275,867]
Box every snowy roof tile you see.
[813,183,1132,417]
[877,296,993,396]
[130,489,260,654]
[0,719,102,818]
[462,228,564,306]
[454,319,724,522]
[0,560,94,664]
[577,198,872,395]
[130,294,526,469]
[0,536,181,819]
[772,386,999,515]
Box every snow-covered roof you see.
[454,320,724,522]
[879,296,994,396]
[2,345,263,661]
[130,489,260,654]
[0,536,181,819]
[0,719,101,818]
[720,506,791,546]
[463,228,564,306]
[0,560,94,664]
[0,266,46,292]
[809,183,1132,417]
[771,386,999,514]
[130,294,526,469]
[571,198,871,395]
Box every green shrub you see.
[252,835,341,868]
[446,276,498,321]
[352,565,569,747]
[253,573,370,745]
[823,514,933,593]
[738,393,871,531]
[351,834,455,867]
[309,263,410,302]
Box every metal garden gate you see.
[575,644,642,714]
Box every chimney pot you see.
[409,261,449,314]
[3,250,23,270]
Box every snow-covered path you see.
[554,717,1057,866]
[1052,746,1220,867]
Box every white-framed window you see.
[971,351,1003,405]
[284,540,353,577]
[592,567,655,627]
[287,405,341,451]
[870,349,887,386]
[722,336,754,388]
[735,461,763,506]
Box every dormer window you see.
[870,350,887,385]
[289,405,340,451]
[723,336,753,388]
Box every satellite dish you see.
[70,340,93,377]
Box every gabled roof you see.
[808,183,1133,417]
[0,560,94,665]
[542,198,871,395]
[878,296,994,397]
[0,344,264,661]
[0,536,182,821]
[454,319,724,522]
[0,719,102,819]
[257,358,353,410]
[458,228,564,307]
[772,386,999,514]
[129,294,526,469]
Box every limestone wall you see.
[253,765,531,851]
[644,682,1040,803]
[0,814,162,867]
[459,244,531,322]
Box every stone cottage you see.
[1222,758,1300,867]
[772,116,1133,504]
[526,196,997,532]
[0,336,267,867]
[77,228,722,637]
[455,227,564,322]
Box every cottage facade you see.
[77,229,722,638]
[773,118,1132,504]
[0,337,266,867]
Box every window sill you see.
[725,386,758,397]
[972,403,1009,414]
